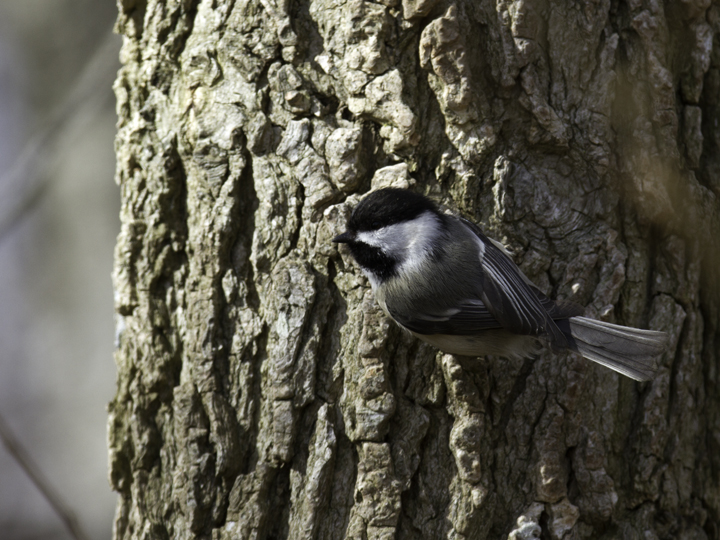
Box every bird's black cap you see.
[345,188,438,233]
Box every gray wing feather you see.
[459,218,568,349]
[390,300,503,335]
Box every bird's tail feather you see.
[558,316,668,381]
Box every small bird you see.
[333,188,667,381]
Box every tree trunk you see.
[110,0,720,538]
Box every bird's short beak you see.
[332,231,354,243]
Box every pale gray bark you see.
[110,0,720,539]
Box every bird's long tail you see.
[557,317,668,381]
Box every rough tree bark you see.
[109,0,720,538]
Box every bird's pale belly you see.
[411,329,541,359]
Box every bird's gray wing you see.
[388,283,584,337]
[459,218,569,350]
[388,299,503,336]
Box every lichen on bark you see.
[111,0,720,539]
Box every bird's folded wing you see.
[459,218,568,349]
[388,299,503,336]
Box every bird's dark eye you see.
[371,220,381,229]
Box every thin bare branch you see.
[0,27,119,243]
[0,411,91,540]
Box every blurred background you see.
[0,1,119,539]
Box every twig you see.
[0,26,120,243]
[0,411,91,540]
[0,25,120,539]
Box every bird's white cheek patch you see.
[356,211,442,259]
[356,230,383,248]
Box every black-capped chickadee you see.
[333,188,667,381]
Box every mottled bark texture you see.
[110,0,720,538]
